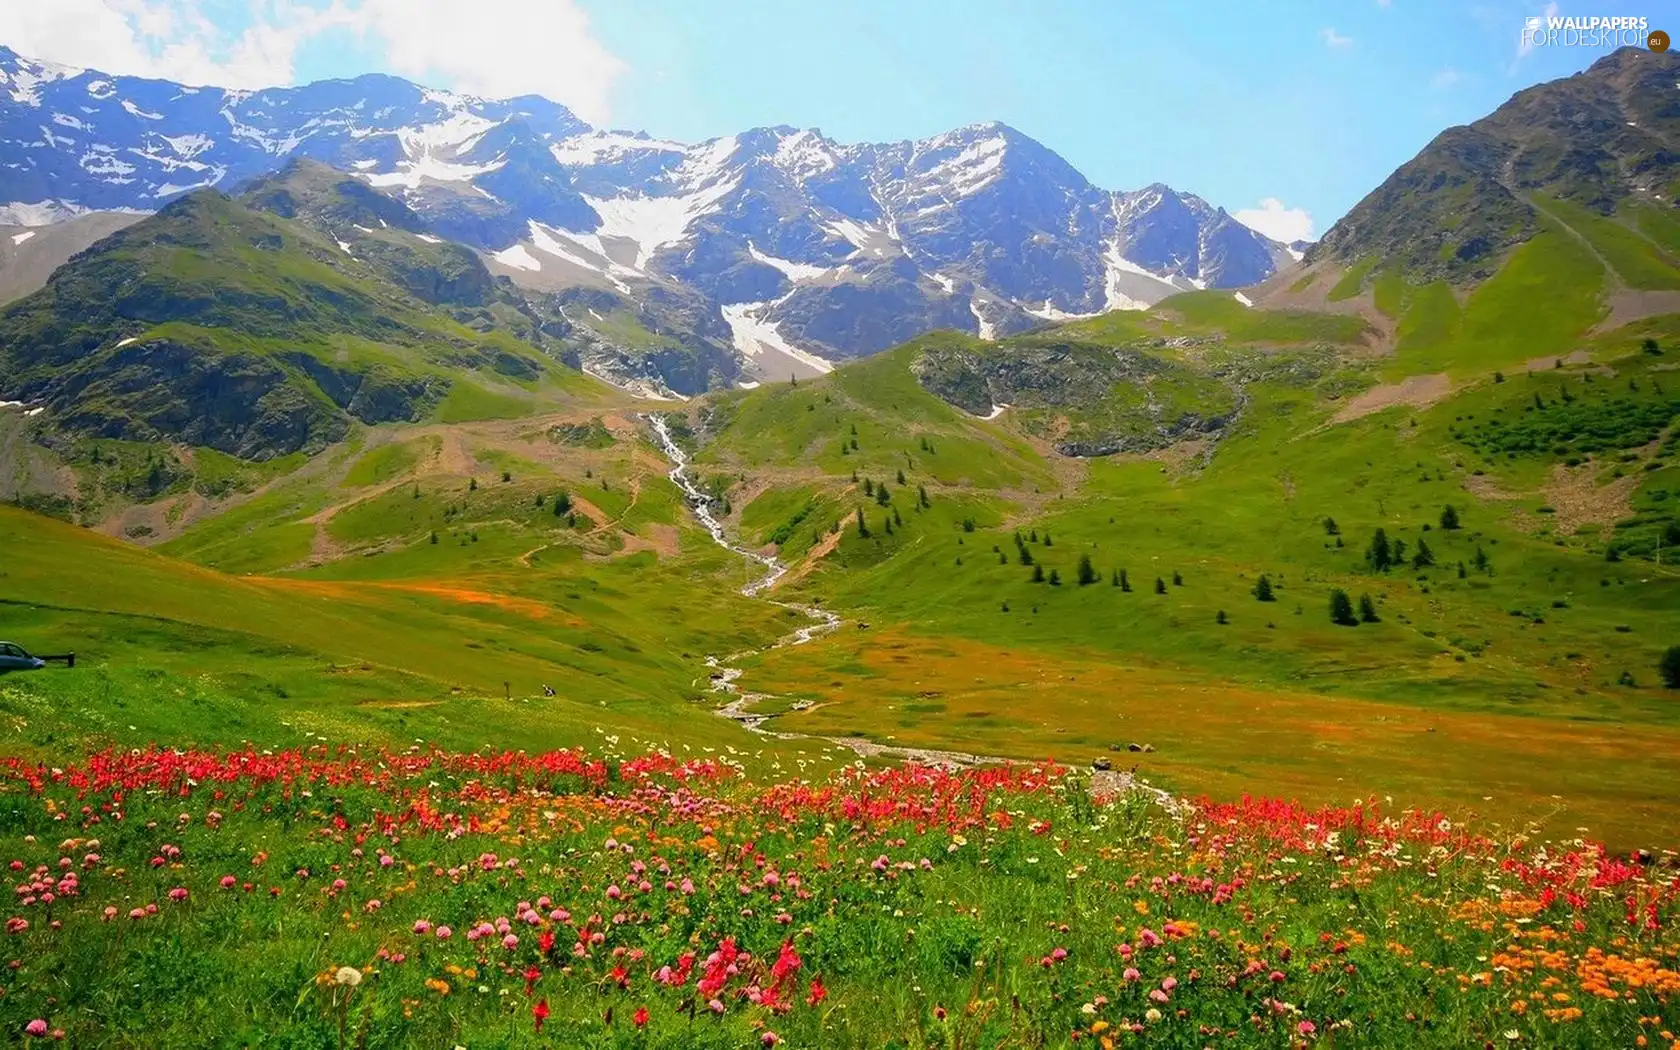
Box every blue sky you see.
[3,1,1656,240]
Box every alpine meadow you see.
[0,26,1678,1049]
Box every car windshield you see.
[0,644,24,657]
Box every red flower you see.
[523,966,542,995]
[806,976,828,1006]
[532,999,549,1032]
[538,930,556,957]
[632,1006,649,1028]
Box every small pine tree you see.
[850,437,859,450]
[1457,560,1467,578]
[1048,568,1062,586]
[1323,516,1340,536]
[1120,569,1132,592]
[1606,546,1621,563]
[567,513,577,527]
[535,493,545,507]
[555,491,571,515]
[1171,570,1182,586]
[919,485,931,509]
[1018,545,1034,566]
[1392,538,1407,566]
[1111,569,1120,587]
[1472,546,1490,574]
[1329,589,1357,626]
[1253,574,1276,602]
[1367,528,1392,572]
[501,470,512,483]
[429,531,438,545]
[1440,505,1461,530]
[1154,577,1167,595]
[863,478,874,496]
[1029,529,1038,543]
[892,506,902,526]
[876,485,891,507]
[1043,532,1053,547]
[1359,593,1380,623]
[1031,564,1045,583]
[1076,553,1098,586]
[1413,538,1435,568]
[961,517,974,532]
[896,469,906,485]
[468,478,478,491]
[855,508,870,538]
[884,516,894,535]
[998,551,1007,564]
[1216,609,1228,625]
[1662,646,1680,689]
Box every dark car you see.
[0,643,73,673]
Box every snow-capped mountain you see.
[0,45,1288,384]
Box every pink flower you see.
[219,875,236,889]
[167,887,188,902]
[25,1019,47,1037]
[1123,967,1141,982]
[606,885,622,900]
[502,933,519,950]
[1149,988,1170,1003]
[761,1032,780,1046]
[1160,976,1177,992]
[680,879,695,895]
[413,920,431,935]
[435,925,452,939]
[1298,1020,1317,1036]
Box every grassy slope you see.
[698,301,1680,847]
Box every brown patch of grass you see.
[1332,373,1453,424]
[254,577,578,624]
[1542,460,1641,536]
[742,628,1680,849]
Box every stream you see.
[645,414,1007,769]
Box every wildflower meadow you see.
[0,746,1674,1047]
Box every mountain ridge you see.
[0,44,1286,384]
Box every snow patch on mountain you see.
[494,244,542,271]
[582,178,739,270]
[748,242,828,282]
[721,302,834,375]
[550,130,684,166]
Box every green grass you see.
[1390,230,1605,378]
[1537,196,1680,291]
[342,439,427,488]
[1327,256,1379,301]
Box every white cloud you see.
[0,0,347,87]
[1430,67,1463,90]
[1320,27,1354,48]
[349,0,625,124]
[1234,198,1315,244]
[0,0,626,125]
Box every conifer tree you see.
[1253,574,1276,601]
[1048,568,1062,586]
[856,507,870,538]
[1172,570,1183,586]
[1440,505,1461,530]
[1032,564,1045,583]
[1120,569,1132,592]
[1077,553,1098,586]
[1366,528,1393,572]
[1412,538,1435,569]
[1359,593,1380,623]
[1154,577,1167,595]
[1329,589,1357,626]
